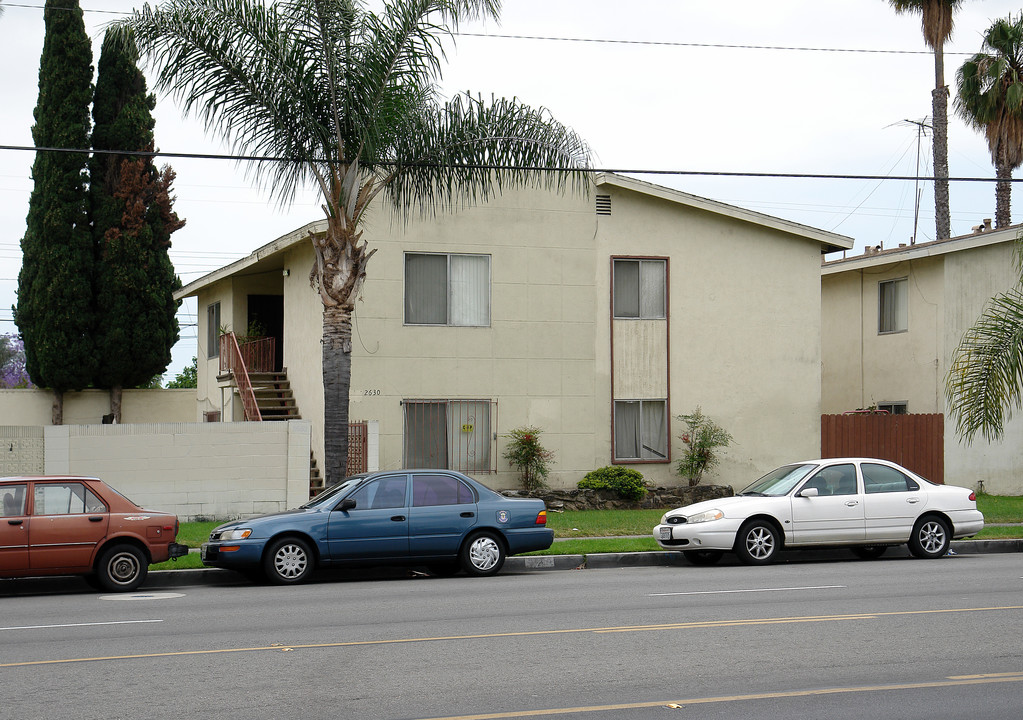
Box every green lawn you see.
[154,495,1021,569]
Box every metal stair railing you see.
[219,332,262,421]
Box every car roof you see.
[0,475,101,483]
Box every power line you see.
[0,144,1015,183]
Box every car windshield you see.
[299,475,368,509]
[739,464,818,497]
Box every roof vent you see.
[596,194,612,216]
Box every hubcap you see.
[108,552,140,585]
[919,522,946,554]
[274,544,308,579]
[469,537,500,571]
[745,527,775,560]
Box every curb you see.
[138,537,1022,588]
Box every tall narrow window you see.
[878,278,908,334]
[207,302,221,358]
[613,259,666,319]
[614,400,668,461]
[405,253,490,326]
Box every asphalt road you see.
[1,553,1022,720]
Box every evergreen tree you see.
[14,0,95,424]
[90,29,184,422]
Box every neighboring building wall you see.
[0,426,45,475]
[823,234,1023,495]
[42,421,311,520]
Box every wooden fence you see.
[821,413,944,484]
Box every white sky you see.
[1,0,1021,379]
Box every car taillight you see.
[535,510,547,526]
[969,491,976,501]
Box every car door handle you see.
[907,498,920,504]
[845,501,859,507]
[460,512,475,518]
[7,519,22,526]
[88,516,104,522]
[391,515,406,522]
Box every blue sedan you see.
[200,470,554,584]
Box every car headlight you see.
[217,528,252,541]
[686,509,724,524]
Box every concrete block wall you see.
[41,421,311,521]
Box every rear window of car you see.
[413,474,476,506]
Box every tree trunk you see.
[931,52,951,240]
[322,303,354,486]
[51,389,63,426]
[995,155,1012,229]
[109,385,122,423]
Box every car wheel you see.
[851,545,888,560]
[682,550,724,566]
[460,531,506,577]
[263,537,314,584]
[908,516,951,559]
[735,520,780,565]
[426,562,462,577]
[95,543,148,592]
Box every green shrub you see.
[579,466,648,501]
[502,426,555,493]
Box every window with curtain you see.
[613,259,666,319]
[878,278,908,334]
[614,399,668,461]
[405,253,490,326]
[403,399,494,472]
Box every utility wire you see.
[0,144,1016,183]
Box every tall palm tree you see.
[946,236,1023,443]
[890,0,963,240]
[116,0,590,485]
[955,16,1023,229]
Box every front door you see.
[28,481,109,570]
[0,484,29,571]
[790,464,865,544]
[327,475,409,560]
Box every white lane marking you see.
[0,620,163,632]
[649,585,846,597]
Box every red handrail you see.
[219,332,262,421]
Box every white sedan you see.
[653,458,984,565]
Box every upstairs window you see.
[207,302,221,358]
[613,259,666,319]
[405,253,490,326]
[878,278,908,334]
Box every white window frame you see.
[404,252,491,327]
[878,278,908,334]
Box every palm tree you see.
[115,0,590,485]
[946,236,1023,442]
[890,0,963,240]
[955,16,1023,229]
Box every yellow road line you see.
[2,605,1021,668]
[413,674,1023,720]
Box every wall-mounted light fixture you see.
[282,268,290,277]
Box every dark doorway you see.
[247,294,284,371]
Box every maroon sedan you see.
[1,475,188,591]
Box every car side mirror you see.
[798,487,819,498]
[337,498,356,511]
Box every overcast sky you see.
[1,0,1021,378]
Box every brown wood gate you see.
[821,413,944,484]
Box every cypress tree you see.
[14,0,95,424]
[90,29,184,421]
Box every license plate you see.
[659,527,672,541]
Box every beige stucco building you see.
[822,226,1023,494]
[178,172,852,491]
